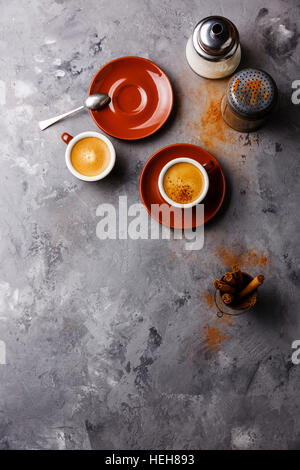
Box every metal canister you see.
[186,16,241,79]
[221,68,278,132]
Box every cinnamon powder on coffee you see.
[168,183,194,204]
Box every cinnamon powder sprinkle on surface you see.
[190,81,236,151]
[214,248,267,268]
[183,80,259,154]
[203,291,214,308]
[202,325,226,350]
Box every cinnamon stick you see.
[222,293,234,305]
[238,275,265,299]
[232,265,244,290]
[224,272,236,286]
[214,279,236,294]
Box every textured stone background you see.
[0,0,299,450]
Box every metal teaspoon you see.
[38,93,110,130]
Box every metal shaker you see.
[221,68,278,132]
[186,16,241,79]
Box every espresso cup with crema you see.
[61,131,116,182]
[158,157,214,209]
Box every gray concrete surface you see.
[0,0,299,450]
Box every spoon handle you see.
[38,105,85,131]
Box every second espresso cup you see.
[158,157,214,208]
[61,131,116,182]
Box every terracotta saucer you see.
[88,56,173,140]
[139,144,226,229]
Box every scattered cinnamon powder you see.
[179,79,258,158]
[199,87,232,150]
[246,251,267,267]
[214,247,268,268]
[185,80,235,151]
[180,79,260,157]
[203,291,214,308]
[202,325,226,350]
[186,81,260,154]
[202,313,234,352]
[185,314,234,360]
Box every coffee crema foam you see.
[163,162,204,204]
[71,137,111,177]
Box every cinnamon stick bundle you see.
[222,293,234,305]
[232,265,244,290]
[214,279,237,294]
[239,275,265,299]
[224,272,236,286]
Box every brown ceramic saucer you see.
[139,144,226,229]
[88,56,173,140]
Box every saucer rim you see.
[88,56,174,140]
[139,143,226,228]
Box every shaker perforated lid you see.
[227,68,278,118]
[193,16,239,61]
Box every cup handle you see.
[203,160,215,173]
[61,133,73,145]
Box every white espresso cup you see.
[61,131,116,182]
[158,157,214,209]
